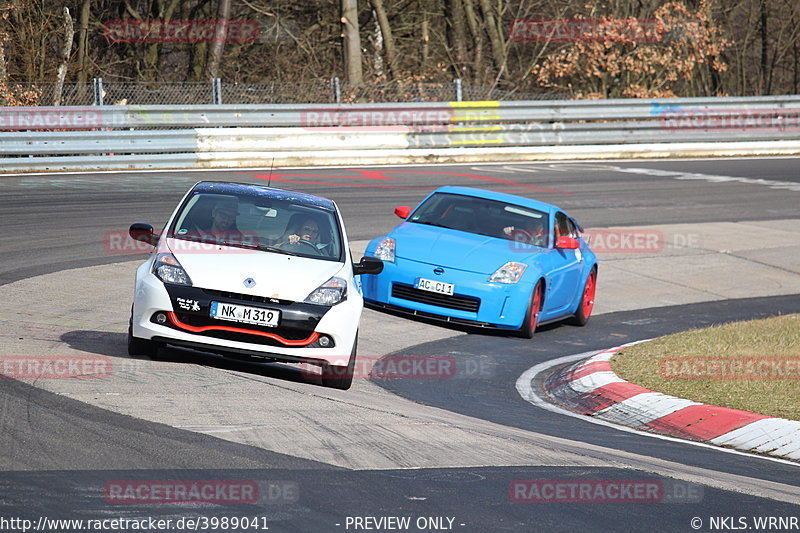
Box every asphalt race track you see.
[1,158,799,533]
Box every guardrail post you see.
[93,78,104,105]
[453,78,463,102]
[331,77,341,104]
[212,78,222,105]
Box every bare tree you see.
[342,0,363,86]
[478,0,506,76]
[445,0,469,77]
[53,7,74,106]
[369,0,397,77]
[205,0,232,79]
[463,0,484,82]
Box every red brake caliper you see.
[531,286,542,328]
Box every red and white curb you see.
[517,342,800,463]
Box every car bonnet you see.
[164,238,346,302]
[390,223,545,274]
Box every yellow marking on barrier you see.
[448,100,501,108]
[449,100,501,123]
[449,125,504,132]
[450,138,506,146]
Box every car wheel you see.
[127,317,160,358]
[320,335,358,390]
[568,268,597,327]
[518,281,544,339]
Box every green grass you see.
[612,314,800,420]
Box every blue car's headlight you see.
[488,262,527,284]
[373,237,396,263]
[153,253,192,286]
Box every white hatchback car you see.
[128,181,383,389]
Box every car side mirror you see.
[394,206,411,219]
[129,223,158,246]
[555,236,579,250]
[353,255,384,276]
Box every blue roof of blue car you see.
[431,186,558,213]
[191,181,336,211]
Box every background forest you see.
[1,0,799,104]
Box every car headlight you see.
[305,277,347,306]
[373,237,395,263]
[152,253,192,286]
[488,262,527,284]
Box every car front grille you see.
[202,289,292,306]
[172,313,315,345]
[391,283,480,313]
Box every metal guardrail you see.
[1,95,799,170]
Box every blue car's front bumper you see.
[362,256,534,330]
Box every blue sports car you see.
[362,186,597,337]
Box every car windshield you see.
[167,191,343,261]
[408,192,550,246]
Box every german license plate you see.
[415,277,455,296]
[210,302,280,327]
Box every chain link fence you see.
[1,78,564,106]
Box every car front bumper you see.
[132,268,359,367]
[361,256,534,329]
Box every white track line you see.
[2,155,799,178]
[515,348,800,468]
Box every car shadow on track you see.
[364,304,567,339]
[59,330,331,389]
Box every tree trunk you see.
[53,7,75,106]
[421,17,429,66]
[369,0,397,77]
[342,0,364,86]
[463,0,484,82]
[204,0,232,80]
[478,0,506,77]
[445,0,469,78]
[76,0,91,85]
[760,0,768,94]
[0,39,7,81]
[370,14,384,77]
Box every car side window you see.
[565,217,578,238]
[555,212,568,240]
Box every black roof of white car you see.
[191,181,337,211]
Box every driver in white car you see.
[286,218,320,244]
[277,216,332,256]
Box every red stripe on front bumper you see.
[166,312,320,347]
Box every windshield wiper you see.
[412,220,453,230]
[219,241,300,256]
[258,245,300,256]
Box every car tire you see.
[568,268,597,327]
[127,317,160,358]
[320,335,358,390]
[518,281,544,339]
